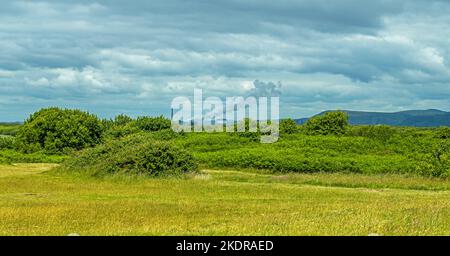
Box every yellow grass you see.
[0,164,449,235]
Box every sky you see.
[1,0,450,121]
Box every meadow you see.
[0,108,449,235]
[0,164,449,236]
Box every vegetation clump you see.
[280,119,299,134]
[60,133,197,177]
[16,108,103,154]
[103,114,172,139]
[435,127,450,139]
[304,111,349,135]
[348,125,397,142]
[135,116,171,132]
[0,123,21,136]
[0,136,15,150]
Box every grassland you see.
[0,164,449,236]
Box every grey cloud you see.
[248,80,282,97]
[0,0,450,121]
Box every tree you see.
[16,107,104,153]
[304,111,349,135]
[280,119,298,134]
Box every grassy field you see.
[0,164,449,236]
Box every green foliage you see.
[0,123,21,136]
[135,116,171,132]
[280,119,299,134]
[0,150,67,164]
[176,131,450,178]
[103,115,175,139]
[435,127,450,139]
[103,122,140,139]
[428,141,450,177]
[348,125,397,142]
[60,133,197,177]
[304,111,349,135]
[16,108,104,154]
[0,136,15,150]
[6,107,450,179]
[113,114,134,126]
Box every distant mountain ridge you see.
[296,109,450,127]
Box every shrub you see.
[104,115,177,139]
[0,124,21,136]
[114,114,134,126]
[280,119,299,134]
[435,127,450,139]
[103,122,140,139]
[0,149,67,164]
[348,125,397,142]
[60,133,197,177]
[427,141,450,177]
[304,111,349,135]
[135,116,171,132]
[0,136,15,150]
[16,108,104,153]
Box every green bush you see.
[348,125,397,142]
[103,122,140,139]
[0,149,67,164]
[280,119,299,134]
[435,127,450,139]
[135,116,171,132]
[16,108,104,154]
[0,136,15,150]
[104,115,177,139]
[113,114,134,126]
[179,131,448,177]
[304,111,349,135]
[60,133,197,177]
[0,124,21,136]
[427,141,450,177]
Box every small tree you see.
[304,111,349,135]
[16,107,104,153]
[280,119,299,134]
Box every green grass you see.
[0,164,449,236]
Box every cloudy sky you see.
[1,0,450,121]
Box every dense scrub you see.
[16,108,104,154]
[174,129,450,177]
[43,123,450,178]
[0,136,15,150]
[304,111,349,135]
[5,108,450,178]
[103,115,172,139]
[60,133,197,177]
[0,150,66,164]
[0,123,21,136]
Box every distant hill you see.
[296,109,450,127]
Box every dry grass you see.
[0,164,449,235]
[0,163,58,178]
